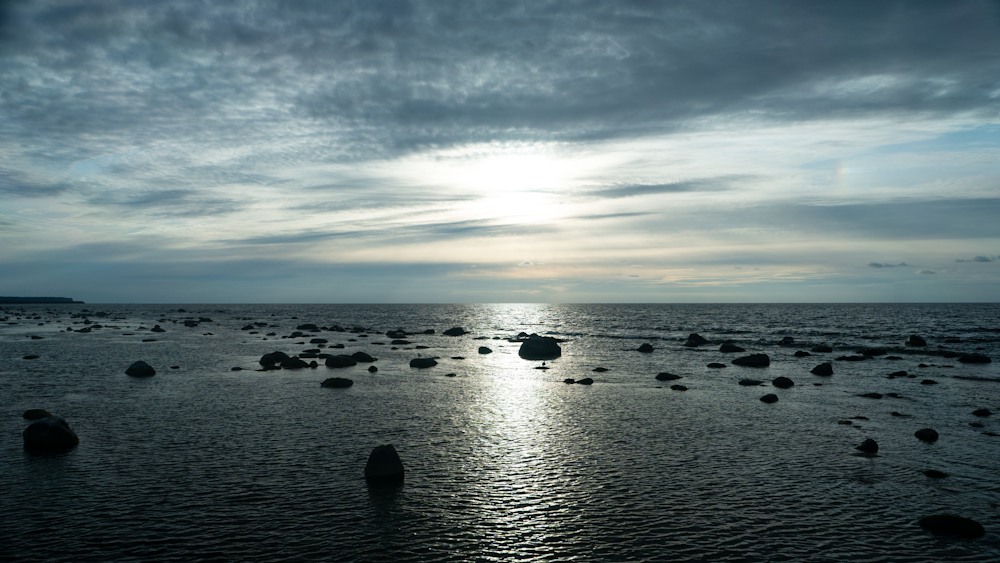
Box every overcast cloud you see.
[1,1,998,302]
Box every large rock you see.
[915,428,939,442]
[856,438,878,453]
[443,327,467,336]
[321,377,353,388]
[719,343,745,353]
[772,377,794,389]
[23,416,79,451]
[905,335,927,347]
[351,352,376,363]
[732,354,770,367]
[125,361,155,377]
[917,514,985,538]
[325,355,358,368]
[811,363,833,376]
[409,358,438,368]
[958,353,991,364]
[518,335,562,360]
[364,444,405,484]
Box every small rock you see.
[444,373,457,377]
[321,377,353,388]
[563,378,575,384]
[858,393,883,399]
[917,514,985,538]
[351,352,376,363]
[310,338,328,344]
[891,411,909,417]
[862,348,886,357]
[125,361,155,377]
[811,363,833,376]
[739,379,763,386]
[732,354,770,367]
[905,335,927,347]
[838,420,852,425]
[443,327,467,336]
[856,439,878,453]
[707,363,727,369]
[915,428,939,442]
[793,350,811,357]
[592,367,608,372]
[655,372,681,381]
[920,379,938,385]
[684,333,710,347]
[170,366,180,369]
[409,358,438,368]
[972,408,992,417]
[759,394,778,403]
[576,378,594,385]
[280,357,310,369]
[22,355,39,360]
[670,384,688,391]
[364,444,404,484]
[368,366,378,373]
[772,377,794,389]
[478,346,492,354]
[231,367,243,371]
[451,356,465,360]
[922,470,948,479]
[151,325,166,332]
[638,343,654,353]
[836,355,867,362]
[719,343,745,353]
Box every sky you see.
[1,0,999,303]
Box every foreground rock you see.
[23,416,79,451]
[321,377,353,388]
[576,377,594,385]
[364,444,404,484]
[409,358,438,368]
[917,514,985,538]
[260,351,290,366]
[915,428,939,442]
[856,438,878,453]
[280,357,311,369]
[23,409,53,420]
[772,377,794,389]
[811,363,833,376]
[732,354,770,367]
[518,335,562,360]
[325,355,358,368]
[125,361,155,377]
[905,335,927,347]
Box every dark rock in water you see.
[170,366,180,369]
[576,378,594,385]
[23,416,79,450]
[862,348,886,357]
[858,393,883,399]
[811,345,833,353]
[856,439,878,453]
[23,355,39,360]
[564,378,575,384]
[732,354,770,367]
[299,352,319,359]
[151,325,166,332]
[183,320,199,327]
[637,343,654,353]
[905,335,927,347]
[793,350,811,357]
[920,379,938,385]
[241,324,254,331]
[915,428,939,442]
[422,329,435,334]
[739,379,763,386]
[296,324,318,331]
[891,411,910,417]
[451,356,465,360]
[309,361,319,368]
[972,408,993,417]
[838,420,853,425]
[478,346,492,354]
[889,371,908,378]
[310,338,328,344]
[391,340,411,345]
[683,333,710,347]
[125,361,155,377]
[656,372,681,381]
[942,351,959,359]
[351,352,376,363]
[780,336,795,345]
[772,377,794,389]
[759,394,778,404]
[444,373,457,377]
[364,444,404,484]
[959,353,991,364]
[231,367,243,371]
[280,357,310,369]
[321,377,353,388]
[970,422,984,427]
[23,409,52,420]
[923,470,948,479]
[885,356,903,360]
[409,358,438,368]
[719,343,745,353]
[518,335,562,360]
[443,327,467,336]
[707,363,727,369]
[671,384,688,391]
[325,355,358,368]
[30,335,43,340]
[886,392,900,398]
[592,367,608,372]
[917,514,985,538]
[836,355,867,362]
[368,365,378,373]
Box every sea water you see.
[1,303,998,562]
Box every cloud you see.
[868,262,908,268]
[916,269,936,275]
[956,255,995,262]
[518,261,534,267]
[590,176,750,199]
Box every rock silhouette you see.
[683,333,710,347]
[364,444,404,484]
[915,428,939,442]
[811,363,833,376]
[409,358,438,368]
[23,409,52,420]
[719,343,745,353]
[125,361,155,377]
[917,514,985,538]
[759,394,778,403]
[856,439,878,453]
[443,327,467,336]
[325,355,358,368]
[321,377,353,388]
[772,377,794,389]
[518,335,562,360]
[655,372,681,381]
[958,353,991,364]
[478,346,492,354]
[732,354,770,367]
[905,335,927,346]
[23,416,79,451]
[637,343,654,353]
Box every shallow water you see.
[2,303,999,561]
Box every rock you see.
[280,357,310,369]
[391,340,411,345]
[923,470,948,479]
[856,439,878,453]
[836,355,867,362]
[368,366,378,373]
[772,377,794,389]
[231,367,243,371]
[325,355,358,368]
[905,335,927,347]
[564,378,575,384]
[915,428,939,442]
[478,346,492,354]
[889,371,907,378]
[917,514,985,538]
[958,353,991,364]
[670,384,688,391]
[23,416,80,451]
[862,348,886,357]
[451,356,465,360]
[811,345,833,353]
[683,333,710,347]
[891,411,909,417]
[707,363,727,369]
[655,372,681,381]
[23,409,52,420]
[125,361,155,377]
[444,373,457,377]
[886,392,900,398]
[423,329,435,334]
[364,444,404,484]
[151,325,166,332]
[732,354,770,367]
[719,343,745,353]
[183,320,199,327]
[920,379,938,385]
[351,352,376,363]
[637,343,654,353]
[576,378,594,385]
[970,422,984,427]
[779,336,795,345]
[838,420,853,425]
[296,324,318,331]
[759,394,778,403]
[241,324,254,330]
[518,335,562,360]
[972,408,992,417]
[858,393,883,399]
[23,355,39,360]
[321,377,353,388]
[409,358,438,368]
[310,338,328,344]
[739,379,763,386]
[793,350,811,357]
[443,327,467,336]
[592,367,608,372]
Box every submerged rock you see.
[321,377,353,388]
[922,470,948,479]
[858,393,883,399]
[811,363,833,376]
[280,357,310,369]
[732,354,770,367]
[959,353,991,364]
[409,358,438,368]
[125,361,155,377]
[518,335,562,360]
[917,514,985,538]
[368,366,378,373]
[683,333,710,347]
[364,444,404,484]
[707,363,727,369]
[836,355,867,362]
[576,377,594,385]
[856,438,878,453]
[793,350,811,357]
[23,416,79,451]
[972,408,993,417]
[670,384,688,391]
[739,379,763,386]
[779,336,795,345]
[811,345,833,353]
[915,428,939,442]
[592,367,609,372]
[351,352,376,363]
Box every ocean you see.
[2,303,998,562]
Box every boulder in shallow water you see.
[280,357,310,369]
[671,384,688,391]
[905,335,927,347]
[518,335,562,360]
[922,470,948,479]
[351,352,376,363]
[779,336,795,345]
[811,345,833,353]
[478,346,492,354]
[321,377,353,388]
[719,343,745,353]
[917,514,985,538]
[443,327,467,336]
[125,361,155,377]
[972,408,992,417]
[683,333,710,347]
[655,372,681,381]
[793,350,811,357]
[732,354,770,367]
[811,363,833,376]
[772,377,794,389]
[564,378,575,384]
[368,366,378,373]
[409,358,438,368]
[592,367,608,372]
[23,416,79,451]
[23,409,52,420]
[637,343,654,353]
[576,378,594,385]
[958,353,991,364]
[856,438,878,453]
[364,444,404,484]
[759,394,778,404]
[915,428,939,442]
[325,355,358,368]
[920,379,938,385]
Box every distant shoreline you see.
[0,297,85,304]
